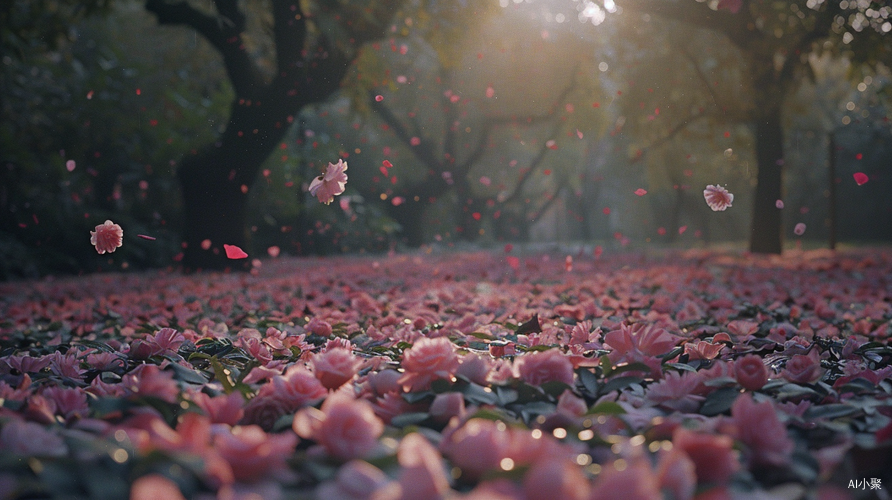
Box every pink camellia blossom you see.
[398,337,460,392]
[306,317,333,337]
[41,386,89,420]
[121,364,179,403]
[311,347,362,390]
[130,474,187,500]
[90,220,123,254]
[0,419,68,457]
[604,323,680,367]
[646,371,705,413]
[523,458,591,500]
[441,418,509,480]
[293,393,384,461]
[315,460,389,500]
[391,433,452,500]
[703,185,734,211]
[213,425,298,483]
[731,394,794,467]
[656,448,696,500]
[242,365,327,430]
[308,159,348,204]
[190,391,244,426]
[515,349,575,387]
[590,460,661,500]
[734,354,769,391]
[781,351,824,384]
[672,427,740,485]
[429,392,466,423]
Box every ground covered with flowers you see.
[1,248,891,499]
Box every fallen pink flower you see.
[293,393,384,461]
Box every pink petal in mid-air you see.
[793,223,807,236]
[137,234,156,241]
[66,160,76,172]
[634,188,647,196]
[224,244,248,259]
[776,200,785,209]
[853,172,869,186]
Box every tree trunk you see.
[387,201,427,247]
[146,0,397,271]
[749,106,784,254]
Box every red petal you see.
[224,244,248,259]
[634,188,647,196]
[853,172,869,186]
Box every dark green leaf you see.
[403,391,434,404]
[75,339,115,353]
[803,404,861,421]
[599,376,642,395]
[515,314,542,336]
[610,362,653,376]
[390,412,430,428]
[167,362,208,385]
[700,387,740,416]
[462,383,499,406]
[586,401,626,415]
[540,380,572,398]
[466,331,495,340]
[578,368,599,396]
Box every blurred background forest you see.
[2,0,891,279]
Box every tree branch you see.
[145,0,259,96]
[630,110,711,163]
[369,91,443,169]
[500,117,565,206]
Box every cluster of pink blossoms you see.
[1,248,891,498]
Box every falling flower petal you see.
[853,172,869,186]
[308,159,348,205]
[703,185,733,211]
[65,160,76,172]
[634,188,648,196]
[776,200,785,209]
[793,223,806,236]
[224,244,248,259]
[137,234,156,241]
[90,220,123,254]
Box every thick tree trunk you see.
[749,108,784,254]
[178,93,296,271]
[147,0,396,271]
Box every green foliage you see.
[0,2,231,278]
